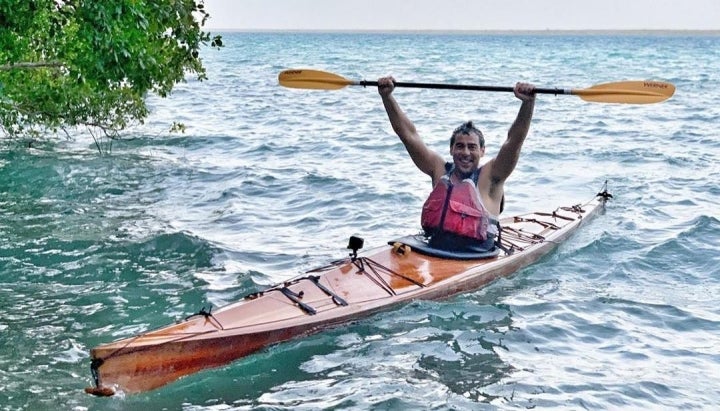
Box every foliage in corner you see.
[0,0,223,143]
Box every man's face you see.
[450,132,484,176]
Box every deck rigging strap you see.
[243,274,349,315]
[535,211,575,221]
[559,204,585,214]
[352,257,395,296]
[513,216,562,230]
[279,287,317,315]
[308,275,348,306]
[185,306,225,330]
[351,256,426,296]
[363,257,426,288]
[494,223,514,255]
[500,226,547,243]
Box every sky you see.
[203,0,720,31]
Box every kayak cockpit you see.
[389,235,501,260]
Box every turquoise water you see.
[1,32,719,410]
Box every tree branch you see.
[0,61,64,71]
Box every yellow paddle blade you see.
[573,81,675,104]
[278,69,355,90]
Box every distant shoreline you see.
[207,29,720,36]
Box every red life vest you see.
[420,171,497,241]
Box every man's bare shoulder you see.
[478,158,505,200]
[477,158,499,184]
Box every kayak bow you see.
[86,185,612,396]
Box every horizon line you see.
[204,28,720,36]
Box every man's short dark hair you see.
[450,121,484,148]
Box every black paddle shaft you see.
[359,80,565,95]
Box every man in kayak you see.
[378,77,536,253]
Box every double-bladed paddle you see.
[278,69,675,104]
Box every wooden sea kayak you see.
[85,185,612,396]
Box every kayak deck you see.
[86,187,611,396]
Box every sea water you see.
[1,32,719,410]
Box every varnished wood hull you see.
[86,190,609,395]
